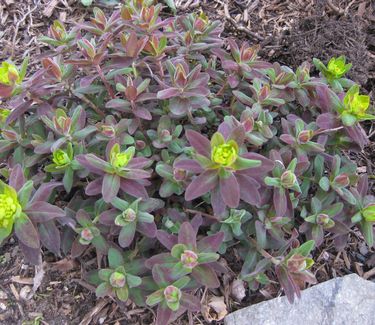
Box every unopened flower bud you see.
[316,213,330,226]
[135,140,146,150]
[163,285,181,304]
[173,168,186,181]
[160,129,171,141]
[100,124,116,138]
[297,130,313,143]
[81,228,94,242]
[280,170,297,189]
[181,250,198,269]
[110,271,126,288]
[243,117,254,132]
[333,173,350,188]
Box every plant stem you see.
[96,65,115,99]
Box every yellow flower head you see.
[0,182,20,229]
[210,132,239,168]
[212,142,238,167]
[0,62,20,85]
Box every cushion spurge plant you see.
[0,1,374,323]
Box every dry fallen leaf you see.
[202,296,228,322]
[49,257,78,272]
[231,279,246,302]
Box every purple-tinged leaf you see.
[86,178,103,196]
[123,169,151,179]
[137,221,157,238]
[6,100,33,124]
[127,157,152,169]
[220,173,240,208]
[192,264,220,288]
[71,238,87,258]
[157,88,181,99]
[9,164,25,192]
[18,241,42,266]
[118,222,136,248]
[236,174,261,206]
[99,209,117,225]
[14,213,40,249]
[211,187,226,216]
[197,232,224,253]
[178,222,197,248]
[185,129,211,157]
[102,173,120,203]
[155,303,173,325]
[316,113,339,129]
[274,188,287,218]
[275,265,300,303]
[145,253,177,269]
[25,202,65,222]
[120,179,149,199]
[75,155,106,175]
[191,214,203,232]
[174,159,204,173]
[185,170,218,201]
[156,230,178,250]
[38,220,61,255]
[358,174,369,197]
[180,292,201,311]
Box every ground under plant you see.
[0,1,374,324]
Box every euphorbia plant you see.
[175,127,266,213]
[146,220,224,288]
[0,165,65,264]
[76,142,152,202]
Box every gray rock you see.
[225,274,375,325]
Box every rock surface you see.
[225,273,375,325]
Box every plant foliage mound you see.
[0,1,374,323]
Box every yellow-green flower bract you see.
[327,56,351,79]
[362,204,375,223]
[0,62,20,85]
[0,109,10,123]
[211,142,238,167]
[110,144,135,169]
[343,87,370,118]
[52,149,71,166]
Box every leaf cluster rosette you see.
[0,1,374,322]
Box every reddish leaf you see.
[219,173,240,208]
[185,170,218,201]
[192,264,220,288]
[102,173,120,203]
[185,130,211,157]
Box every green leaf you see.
[116,286,129,301]
[197,252,219,264]
[163,0,176,14]
[264,176,281,188]
[98,269,113,281]
[232,156,261,170]
[126,274,142,288]
[17,180,33,209]
[319,177,330,191]
[360,221,373,247]
[63,167,74,193]
[172,276,190,289]
[108,247,125,268]
[341,112,357,126]
[294,240,315,256]
[146,290,164,306]
[171,243,186,259]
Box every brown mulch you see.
[0,0,375,324]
